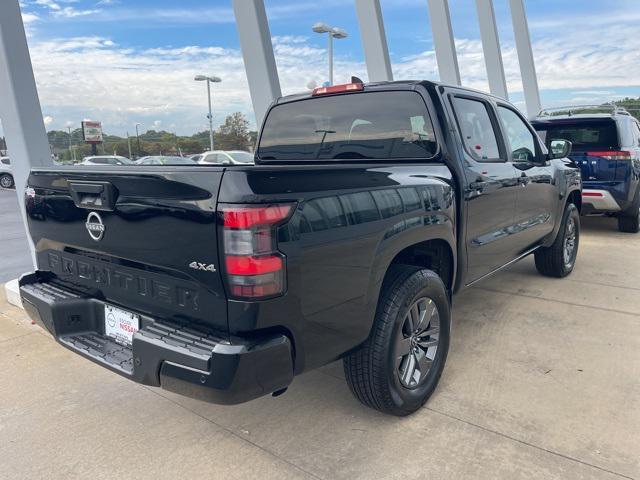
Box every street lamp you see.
[312,22,348,86]
[67,126,72,160]
[135,122,142,158]
[194,75,222,151]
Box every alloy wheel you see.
[395,297,440,389]
[563,216,577,267]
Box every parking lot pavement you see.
[0,188,32,283]
[1,216,638,480]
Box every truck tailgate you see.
[25,167,228,332]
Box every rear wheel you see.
[535,202,580,278]
[343,267,450,416]
[618,207,640,233]
[0,174,13,189]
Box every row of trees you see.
[46,112,256,162]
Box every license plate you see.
[104,305,140,346]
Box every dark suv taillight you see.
[220,204,293,300]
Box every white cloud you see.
[11,4,640,137]
[34,0,61,11]
[43,115,54,126]
[52,7,101,18]
[21,12,39,23]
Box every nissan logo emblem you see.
[85,211,105,241]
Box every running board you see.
[465,245,540,288]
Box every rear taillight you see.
[586,150,632,161]
[220,204,293,300]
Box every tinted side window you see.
[497,106,537,162]
[1,158,10,165]
[452,97,501,161]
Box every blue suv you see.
[532,106,640,233]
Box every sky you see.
[3,0,640,137]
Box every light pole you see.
[312,23,348,86]
[67,126,72,161]
[126,131,133,159]
[135,123,142,157]
[194,75,222,151]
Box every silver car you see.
[80,155,134,166]
[0,156,13,188]
[198,150,254,165]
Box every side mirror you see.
[549,139,572,159]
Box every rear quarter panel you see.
[219,164,456,372]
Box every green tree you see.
[615,97,640,121]
[215,112,251,151]
[177,138,203,155]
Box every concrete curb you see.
[4,278,23,309]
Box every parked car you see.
[0,156,13,189]
[80,155,134,166]
[136,156,196,165]
[532,106,640,233]
[198,150,254,165]
[19,80,581,416]
[189,153,203,162]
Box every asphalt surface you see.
[0,188,32,282]
[1,216,639,479]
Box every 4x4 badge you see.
[189,261,217,273]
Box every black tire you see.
[534,202,580,278]
[618,201,640,233]
[0,174,14,189]
[343,266,450,416]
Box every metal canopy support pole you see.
[232,0,282,128]
[426,0,461,85]
[0,0,52,267]
[475,0,508,99]
[509,0,541,117]
[355,0,393,82]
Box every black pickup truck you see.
[19,80,581,416]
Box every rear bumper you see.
[19,272,294,405]
[582,189,621,213]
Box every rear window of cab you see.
[257,91,438,161]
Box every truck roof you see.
[274,80,508,106]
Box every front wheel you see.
[0,174,14,189]
[534,202,580,278]
[343,267,450,416]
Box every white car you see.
[0,156,13,189]
[198,150,254,165]
[80,155,134,166]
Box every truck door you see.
[496,104,556,251]
[448,94,521,283]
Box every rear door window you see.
[258,91,438,161]
[451,97,501,161]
